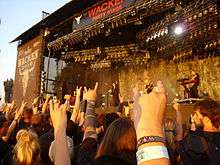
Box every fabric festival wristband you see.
[137,136,166,148]
[80,100,87,113]
[136,145,169,164]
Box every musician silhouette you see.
[110,81,120,112]
[178,72,200,98]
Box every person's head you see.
[14,129,41,165]
[0,115,9,136]
[96,113,120,143]
[96,118,137,164]
[193,99,220,131]
[22,108,33,126]
[103,112,120,131]
[31,113,43,136]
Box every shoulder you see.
[77,137,98,165]
[203,132,220,147]
[178,132,206,152]
[80,137,97,150]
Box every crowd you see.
[0,81,220,165]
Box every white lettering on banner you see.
[17,48,39,96]
[24,46,32,55]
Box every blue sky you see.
[0,0,70,103]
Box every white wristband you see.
[136,145,169,164]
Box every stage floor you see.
[96,103,195,129]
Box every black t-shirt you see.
[93,155,134,165]
[0,138,11,165]
[67,120,83,146]
[39,129,54,165]
[76,137,97,165]
[177,131,220,165]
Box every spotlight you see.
[169,22,186,36]
[174,25,184,35]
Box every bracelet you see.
[137,136,166,148]
[136,145,169,164]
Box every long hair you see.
[13,129,41,165]
[96,118,137,164]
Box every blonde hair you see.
[14,129,41,165]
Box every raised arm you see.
[71,86,82,123]
[172,101,183,141]
[3,101,27,142]
[134,81,170,165]
[42,94,50,114]
[50,100,71,165]
[5,101,16,120]
[32,96,40,114]
[83,82,98,140]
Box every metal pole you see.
[46,47,51,93]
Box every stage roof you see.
[11,0,102,43]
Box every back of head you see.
[22,108,33,125]
[31,114,44,136]
[0,115,7,128]
[14,129,40,165]
[103,112,120,131]
[96,118,137,164]
[0,115,9,136]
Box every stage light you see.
[174,25,184,35]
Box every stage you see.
[96,101,197,129]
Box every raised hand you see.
[76,86,82,97]
[14,101,27,120]
[134,81,167,139]
[42,94,51,114]
[133,85,141,127]
[119,94,124,103]
[32,96,40,107]
[50,99,71,165]
[83,82,98,101]
[10,100,15,109]
[46,94,51,101]
[71,86,82,123]
[3,101,27,142]
[50,100,69,135]
[64,94,71,101]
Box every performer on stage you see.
[188,72,200,98]
[111,81,120,113]
[178,72,200,98]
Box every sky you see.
[0,0,70,103]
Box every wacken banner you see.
[73,0,143,30]
[13,36,43,106]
